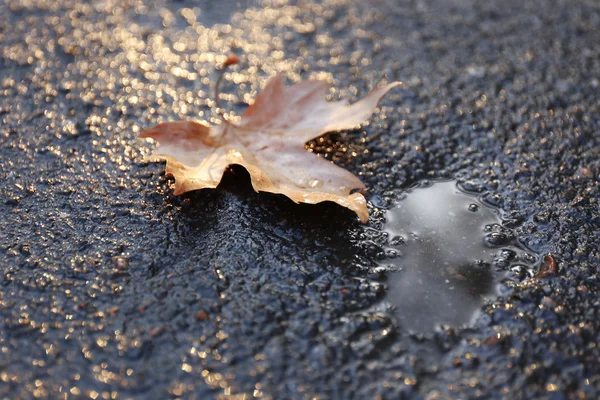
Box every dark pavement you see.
[0,0,599,398]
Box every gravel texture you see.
[0,0,599,398]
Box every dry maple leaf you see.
[140,75,400,222]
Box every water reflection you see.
[382,181,512,332]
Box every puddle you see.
[380,181,535,332]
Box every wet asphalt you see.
[0,0,599,398]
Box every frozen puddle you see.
[381,180,534,332]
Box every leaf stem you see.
[214,71,225,114]
[208,54,240,162]
[214,53,239,120]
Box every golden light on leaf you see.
[140,75,400,222]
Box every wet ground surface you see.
[0,0,599,398]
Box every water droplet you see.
[520,253,538,264]
[385,249,400,259]
[309,178,323,188]
[485,232,510,246]
[500,249,517,260]
[389,235,405,246]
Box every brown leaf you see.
[535,254,559,278]
[195,310,209,321]
[140,75,400,222]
